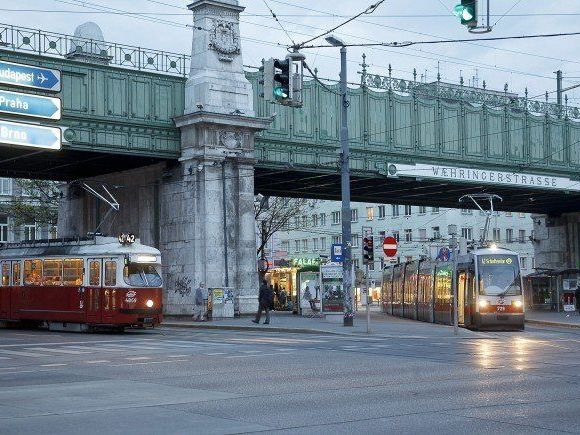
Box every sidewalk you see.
[163,309,487,339]
[525,310,580,329]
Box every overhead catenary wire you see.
[261,0,296,46]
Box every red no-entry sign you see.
[383,236,398,257]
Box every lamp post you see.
[326,35,353,326]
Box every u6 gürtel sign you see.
[388,163,580,192]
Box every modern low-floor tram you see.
[382,247,525,330]
[0,236,163,332]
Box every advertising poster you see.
[299,272,320,312]
[321,265,344,313]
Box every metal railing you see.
[0,23,190,77]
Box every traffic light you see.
[453,0,477,29]
[274,58,291,101]
[362,235,374,266]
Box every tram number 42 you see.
[118,233,136,245]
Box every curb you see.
[161,322,339,336]
[525,319,580,329]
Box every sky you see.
[3,1,580,103]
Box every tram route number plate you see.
[496,306,506,312]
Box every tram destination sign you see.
[0,119,61,150]
[0,60,61,92]
[0,89,61,120]
[388,163,580,192]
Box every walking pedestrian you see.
[193,282,206,321]
[575,285,580,316]
[252,280,272,324]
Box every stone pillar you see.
[533,213,580,271]
[164,0,270,315]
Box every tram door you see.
[457,271,466,325]
[0,261,9,319]
[86,259,102,324]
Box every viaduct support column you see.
[533,213,580,272]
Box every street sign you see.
[383,236,398,257]
[0,60,61,92]
[437,247,451,261]
[0,89,61,120]
[0,119,62,150]
[331,244,343,262]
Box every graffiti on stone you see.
[174,275,192,297]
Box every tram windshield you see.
[477,255,521,296]
[123,263,162,287]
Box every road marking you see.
[204,352,227,356]
[225,352,293,359]
[0,338,154,348]
[109,359,188,367]
[241,350,263,354]
[65,345,127,352]
[85,360,110,364]
[40,363,68,367]
[167,355,189,358]
[0,349,52,357]
[125,357,151,361]
[102,344,163,351]
[26,347,90,355]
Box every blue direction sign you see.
[331,244,343,263]
[0,60,61,92]
[0,90,61,120]
[0,119,61,150]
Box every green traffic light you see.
[274,87,288,99]
[453,1,476,25]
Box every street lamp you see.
[325,35,354,327]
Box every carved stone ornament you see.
[209,20,240,59]
[218,130,242,149]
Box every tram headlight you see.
[513,300,523,308]
[478,300,489,309]
[146,299,154,308]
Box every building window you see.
[281,241,289,253]
[351,209,358,222]
[294,217,300,228]
[404,229,412,242]
[493,228,500,242]
[312,214,319,227]
[332,235,341,245]
[404,205,412,216]
[432,226,440,239]
[479,228,486,241]
[532,257,536,269]
[353,258,360,269]
[49,225,57,239]
[405,256,413,262]
[302,239,308,252]
[24,223,36,241]
[366,207,374,221]
[461,208,472,215]
[392,231,400,242]
[392,205,400,217]
[368,262,375,271]
[431,207,439,214]
[294,240,300,253]
[520,257,527,270]
[0,216,7,243]
[418,228,427,240]
[320,237,327,251]
[313,238,318,251]
[505,212,512,217]
[519,229,526,243]
[461,227,473,240]
[418,206,427,215]
[331,211,341,225]
[506,229,514,243]
[519,212,526,218]
[378,205,386,219]
[320,213,326,226]
[302,215,308,228]
[0,178,11,195]
[352,234,360,248]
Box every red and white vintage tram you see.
[382,246,525,330]
[0,236,163,331]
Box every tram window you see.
[1,262,9,286]
[43,259,63,286]
[63,259,83,286]
[89,261,100,286]
[123,263,162,287]
[104,261,117,286]
[24,260,42,285]
[12,262,20,286]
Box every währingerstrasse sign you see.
[388,163,580,192]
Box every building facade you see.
[0,178,57,244]
[272,201,536,282]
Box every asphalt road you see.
[1,322,580,434]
